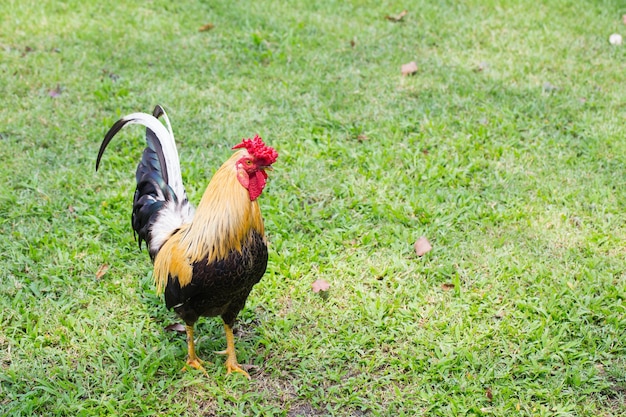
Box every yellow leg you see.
[182,324,208,376]
[216,323,250,379]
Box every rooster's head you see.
[233,135,278,201]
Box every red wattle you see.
[247,170,267,201]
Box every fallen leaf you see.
[356,134,368,142]
[441,283,455,291]
[311,279,330,293]
[543,81,558,93]
[401,61,418,76]
[486,387,493,401]
[240,363,259,372]
[474,61,488,72]
[595,363,605,375]
[493,310,506,319]
[68,205,75,214]
[414,236,432,256]
[101,68,119,81]
[350,38,356,48]
[385,10,408,22]
[164,323,186,333]
[199,23,215,32]
[48,84,62,98]
[95,264,109,280]
[21,46,33,57]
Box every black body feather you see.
[164,231,268,327]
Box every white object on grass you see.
[609,33,622,45]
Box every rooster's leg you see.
[183,324,208,375]
[216,323,250,379]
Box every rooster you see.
[96,105,278,379]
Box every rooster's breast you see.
[163,230,268,324]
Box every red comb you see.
[232,135,278,166]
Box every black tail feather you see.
[97,106,190,260]
[132,173,173,256]
[138,128,169,186]
[133,113,176,256]
[153,104,165,119]
[96,118,130,172]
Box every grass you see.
[1,0,625,415]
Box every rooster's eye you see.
[246,160,253,165]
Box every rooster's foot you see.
[182,357,209,376]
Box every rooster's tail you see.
[96,105,194,260]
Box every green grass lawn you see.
[1,0,625,415]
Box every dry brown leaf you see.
[199,23,215,32]
[385,10,408,22]
[486,387,493,401]
[21,46,33,57]
[101,68,120,82]
[543,81,558,93]
[441,283,455,291]
[474,61,489,72]
[401,61,418,76]
[414,236,432,256]
[595,363,605,375]
[48,84,62,98]
[311,279,330,293]
[95,264,109,280]
[164,323,186,333]
[240,363,260,372]
[350,39,356,48]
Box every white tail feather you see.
[122,112,186,201]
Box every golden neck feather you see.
[180,150,264,263]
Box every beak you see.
[263,166,274,172]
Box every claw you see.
[226,360,251,380]
[182,357,209,376]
